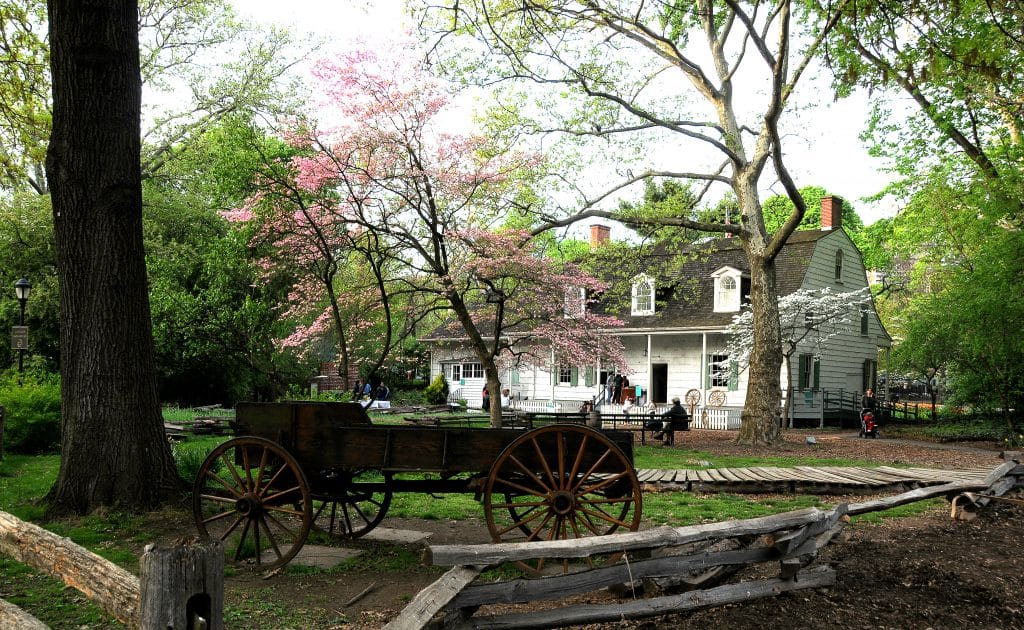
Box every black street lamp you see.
[14,277,31,373]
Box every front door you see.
[652,363,668,403]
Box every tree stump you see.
[139,539,224,630]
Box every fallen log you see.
[455,566,836,629]
[0,597,49,629]
[0,509,140,626]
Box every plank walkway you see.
[634,465,995,493]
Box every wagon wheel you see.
[483,424,642,576]
[193,436,312,570]
[708,390,728,407]
[311,470,393,539]
[684,388,702,407]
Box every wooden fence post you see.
[139,539,224,630]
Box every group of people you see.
[482,386,512,410]
[351,377,390,407]
[605,373,631,404]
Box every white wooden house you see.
[422,197,891,426]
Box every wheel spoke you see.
[570,448,614,493]
[492,475,549,498]
[203,470,244,498]
[529,436,557,491]
[233,518,253,561]
[507,453,553,494]
[494,505,548,537]
[258,514,285,560]
[216,515,245,541]
[489,499,547,510]
[220,451,248,492]
[199,492,238,506]
[252,446,270,494]
[264,484,304,504]
[576,469,631,496]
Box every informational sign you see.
[11,326,28,350]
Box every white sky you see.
[231,0,899,226]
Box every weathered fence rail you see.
[0,509,223,629]
[389,453,1024,630]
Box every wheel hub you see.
[550,490,576,515]
[235,493,262,517]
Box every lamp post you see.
[14,277,31,373]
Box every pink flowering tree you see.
[450,229,626,425]
[223,162,404,388]
[232,42,624,425]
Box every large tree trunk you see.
[736,249,784,445]
[45,0,179,514]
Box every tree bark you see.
[45,0,179,514]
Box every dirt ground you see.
[226,430,1024,629]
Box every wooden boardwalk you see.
[635,465,995,494]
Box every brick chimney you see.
[590,224,611,248]
[821,196,842,231]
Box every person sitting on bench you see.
[654,396,689,445]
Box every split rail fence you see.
[386,453,1023,630]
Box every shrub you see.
[0,369,62,454]
[423,373,449,405]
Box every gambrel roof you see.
[608,230,833,331]
[420,230,839,342]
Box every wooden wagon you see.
[193,402,643,572]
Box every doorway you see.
[651,363,668,403]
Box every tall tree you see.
[822,0,1024,220]
[46,0,177,513]
[421,0,851,444]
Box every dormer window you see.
[564,287,586,318]
[712,266,744,312]
[631,275,654,316]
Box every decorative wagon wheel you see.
[684,388,702,407]
[483,424,642,576]
[310,469,393,539]
[708,390,728,407]
[193,436,312,570]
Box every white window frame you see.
[556,365,573,385]
[631,275,654,316]
[712,266,743,312]
[708,353,730,388]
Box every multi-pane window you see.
[557,365,573,385]
[860,308,869,336]
[798,354,820,390]
[632,275,654,315]
[444,362,483,382]
[708,354,730,388]
[834,250,844,281]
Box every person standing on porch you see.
[613,373,623,404]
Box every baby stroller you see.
[859,409,879,438]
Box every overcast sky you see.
[231,0,900,226]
